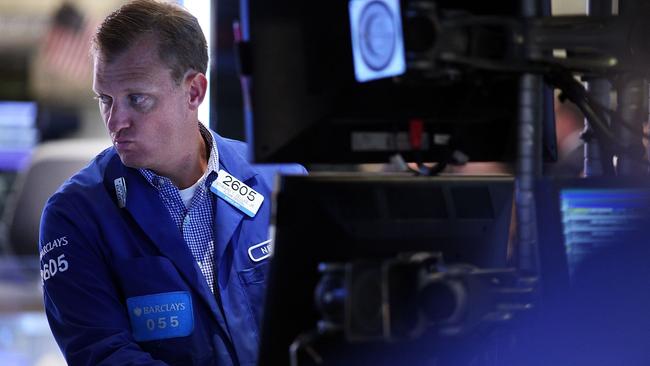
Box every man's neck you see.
[154,128,208,189]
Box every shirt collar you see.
[140,123,220,188]
[199,123,220,176]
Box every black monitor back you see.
[257,174,515,365]
[243,0,557,165]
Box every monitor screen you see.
[536,177,650,295]
[532,178,650,365]
[560,187,650,281]
[257,174,515,365]
[242,0,556,165]
[0,101,38,171]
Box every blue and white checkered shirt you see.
[140,124,220,292]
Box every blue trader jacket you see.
[39,132,306,366]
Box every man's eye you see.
[128,94,154,112]
[129,94,147,106]
[95,95,112,106]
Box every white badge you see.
[114,177,127,208]
[248,239,273,262]
[210,169,264,217]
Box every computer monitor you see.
[257,174,515,365]
[535,177,650,298]
[0,101,38,172]
[241,0,556,165]
[530,178,650,365]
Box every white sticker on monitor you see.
[349,0,406,82]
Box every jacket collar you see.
[212,131,257,183]
[210,131,262,287]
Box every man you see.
[39,1,305,365]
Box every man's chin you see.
[117,154,146,169]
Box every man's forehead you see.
[93,34,172,85]
[94,63,157,84]
[93,54,173,91]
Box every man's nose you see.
[106,102,130,134]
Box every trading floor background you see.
[0,0,614,365]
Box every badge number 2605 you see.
[221,174,257,202]
[211,169,264,217]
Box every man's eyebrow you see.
[123,87,152,93]
[92,83,155,95]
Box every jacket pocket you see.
[113,256,213,363]
[237,261,270,327]
[113,256,189,297]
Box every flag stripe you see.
[40,16,96,82]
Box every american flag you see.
[39,3,95,83]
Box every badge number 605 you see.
[41,254,69,281]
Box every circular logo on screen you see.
[358,1,398,71]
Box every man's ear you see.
[186,72,208,111]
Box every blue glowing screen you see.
[560,188,650,280]
[0,101,38,171]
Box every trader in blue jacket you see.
[39,1,305,365]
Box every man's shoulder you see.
[45,147,118,208]
[213,132,248,158]
[66,146,117,187]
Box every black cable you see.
[545,68,615,175]
[438,53,544,74]
[568,86,648,166]
[585,97,650,140]
[427,161,448,176]
[289,329,326,366]
[417,47,649,171]
[549,69,650,169]
[443,15,520,29]
[570,95,617,175]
